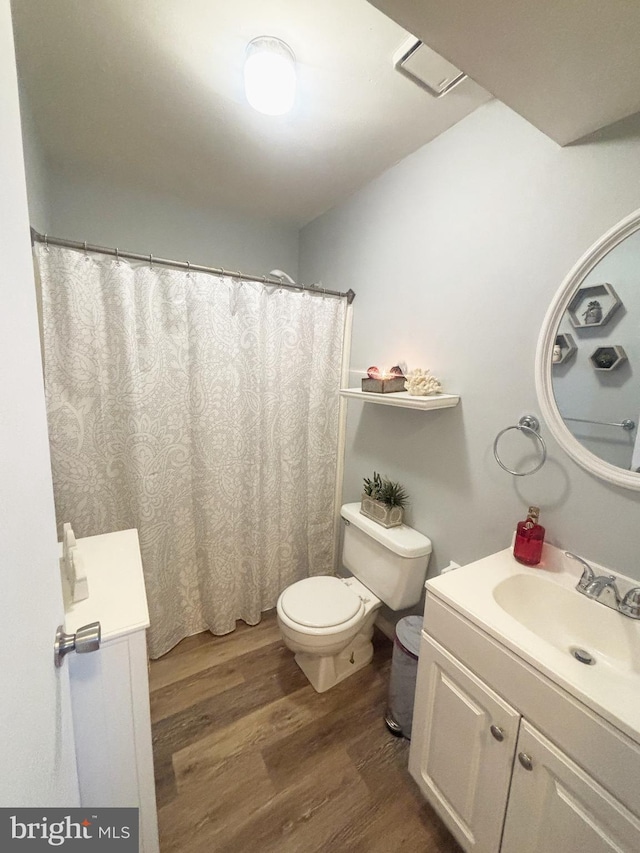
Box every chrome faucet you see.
[566,552,640,618]
[566,552,595,592]
[581,574,621,608]
[620,588,640,619]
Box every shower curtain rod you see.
[30,228,356,304]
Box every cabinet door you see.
[409,633,520,853]
[70,631,159,853]
[502,721,640,853]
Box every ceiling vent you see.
[394,38,466,98]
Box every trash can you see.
[385,615,422,739]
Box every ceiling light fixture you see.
[244,36,296,116]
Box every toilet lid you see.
[280,576,364,628]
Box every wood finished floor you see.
[150,610,462,853]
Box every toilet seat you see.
[279,576,364,628]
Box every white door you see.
[408,633,520,853]
[0,0,80,807]
[501,721,640,853]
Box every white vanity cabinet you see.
[408,634,519,852]
[63,528,159,853]
[409,593,640,853]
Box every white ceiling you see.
[10,0,491,227]
[371,0,640,146]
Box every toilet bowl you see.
[277,575,381,692]
[276,502,432,692]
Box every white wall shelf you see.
[339,388,460,410]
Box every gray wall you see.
[300,100,640,589]
[18,89,51,233]
[43,167,300,281]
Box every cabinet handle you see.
[518,752,534,771]
[490,724,505,742]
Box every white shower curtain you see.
[38,245,347,658]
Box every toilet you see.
[276,502,432,692]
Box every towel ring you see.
[493,415,547,476]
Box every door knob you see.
[54,621,101,667]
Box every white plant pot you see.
[360,494,404,528]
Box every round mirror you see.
[536,208,640,491]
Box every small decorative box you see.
[361,376,406,394]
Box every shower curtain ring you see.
[83,241,89,261]
[186,260,191,277]
[115,248,120,264]
[44,233,49,251]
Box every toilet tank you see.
[340,503,432,610]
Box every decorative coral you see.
[405,368,442,396]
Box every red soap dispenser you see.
[513,506,545,566]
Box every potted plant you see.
[361,471,409,528]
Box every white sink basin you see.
[492,572,640,675]
[426,545,640,742]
